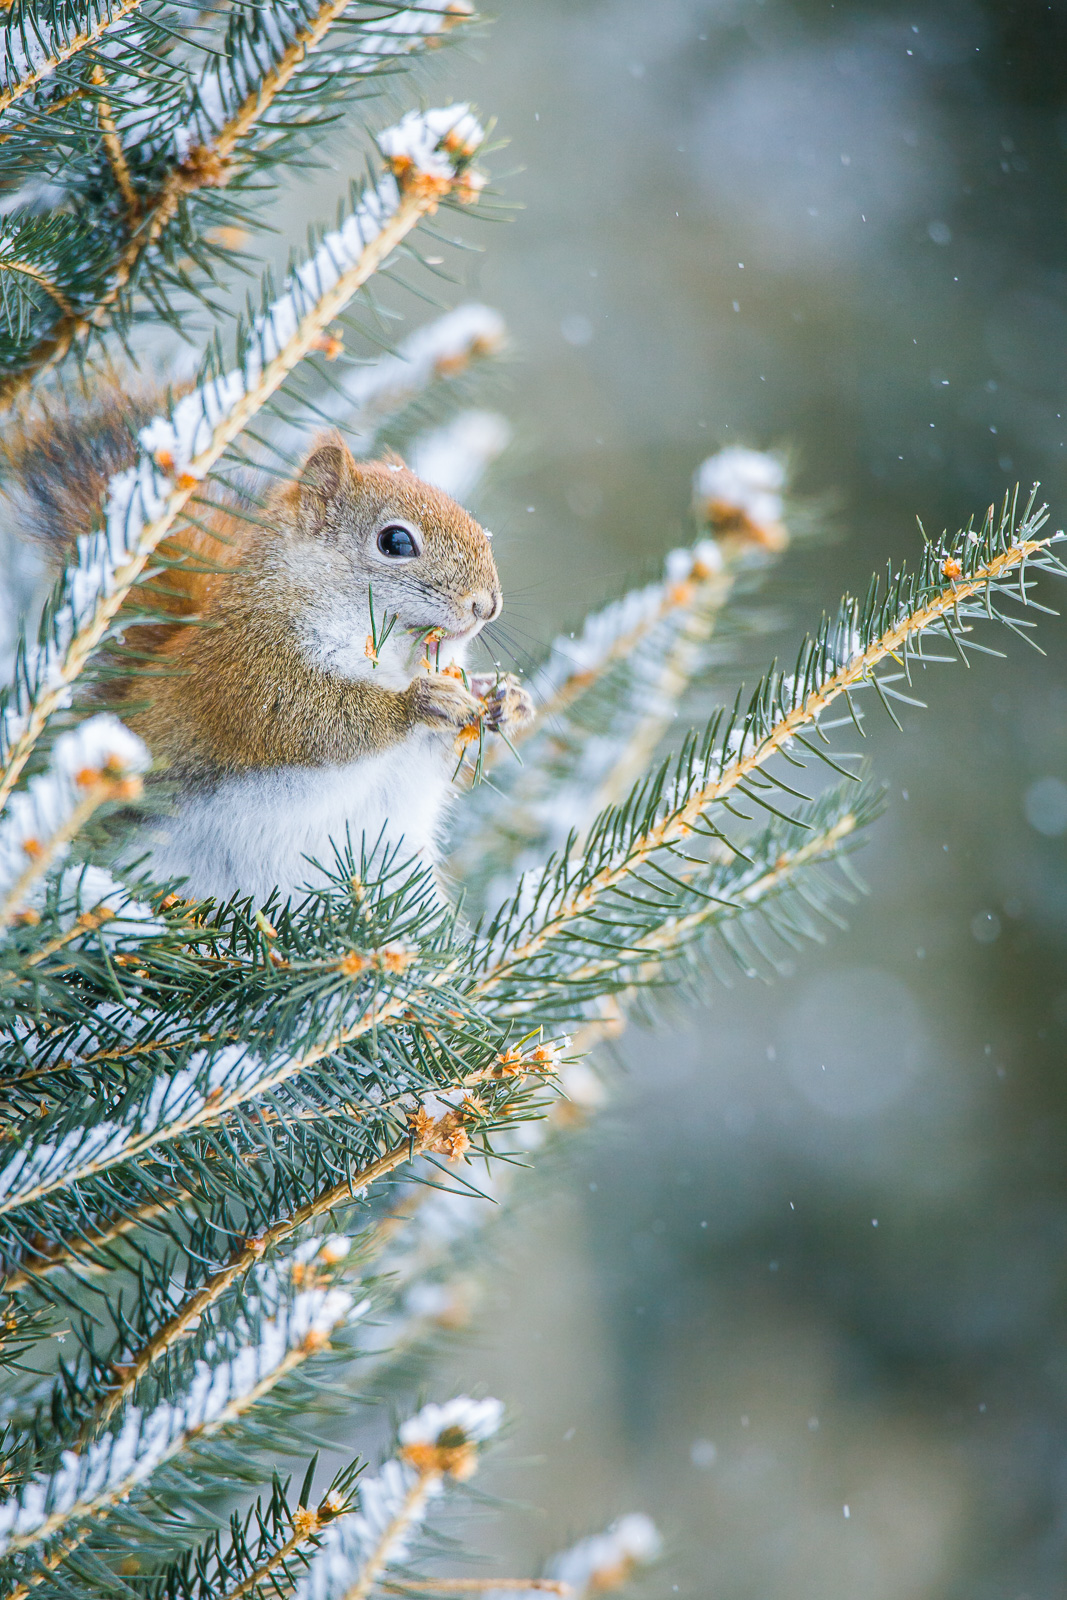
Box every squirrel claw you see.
[407,673,483,732]
[471,673,535,735]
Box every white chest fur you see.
[144,726,455,905]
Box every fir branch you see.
[49,1048,558,1437]
[474,496,1063,999]
[290,1399,503,1600]
[0,0,149,117]
[541,1516,661,1600]
[0,1190,179,1294]
[0,1000,413,1215]
[0,104,488,814]
[0,852,487,1223]
[89,64,139,224]
[211,1476,356,1600]
[0,1261,368,1560]
[0,716,148,929]
[0,215,113,354]
[86,1137,417,1435]
[0,86,87,149]
[0,1,478,402]
[519,789,872,1006]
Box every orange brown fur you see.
[116,447,501,782]
[6,398,537,900]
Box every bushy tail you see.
[1,382,251,665]
[1,383,167,561]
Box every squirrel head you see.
[271,436,502,671]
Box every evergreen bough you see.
[0,4,1062,1597]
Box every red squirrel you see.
[6,394,533,903]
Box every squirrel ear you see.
[295,437,361,533]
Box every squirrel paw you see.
[470,673,535,735]
[407,673,483,732]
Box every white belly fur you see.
[143,727,454,905]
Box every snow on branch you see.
[0,104,488,816]
[409,410,512,500]
[541,1515,662,1598]
[693,445,788,550]
[292,1397,503,1600]
[0,1261,368,1557]
[0,714,147,928]
[310,302,506,446]
[0,0,148,116]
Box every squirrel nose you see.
[469,588,501,623]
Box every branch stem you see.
[0,0,147,115]
[475,538,1051,994]
[89,1138,415,1432]
[91,64,139,222]
[343,1477,433,1600]
[0,259,72,315]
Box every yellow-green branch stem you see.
[89,1138,416,1433]
[475,538,1050,995]
[0,0,148,116]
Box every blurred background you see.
[415,5,1067,1597]
[17,0,1067,1595]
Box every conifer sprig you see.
[0,1250,368,1560]
[0,1,477,400]
[473,492,1062,1004]
[287,1399,502,1600]
[0,0,150,117]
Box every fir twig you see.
[0,0,149,116]
[0,1,476,404]
[475,506,1061,997]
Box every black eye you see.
[377,524,419,558]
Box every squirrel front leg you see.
[403,672,484,734]
[468,672,535,736]
[309,672,485,761]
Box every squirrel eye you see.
[377,524,419,559]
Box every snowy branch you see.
[292,1398,503,1600]
[0,714,147,928]
[0,1264,368,1557]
